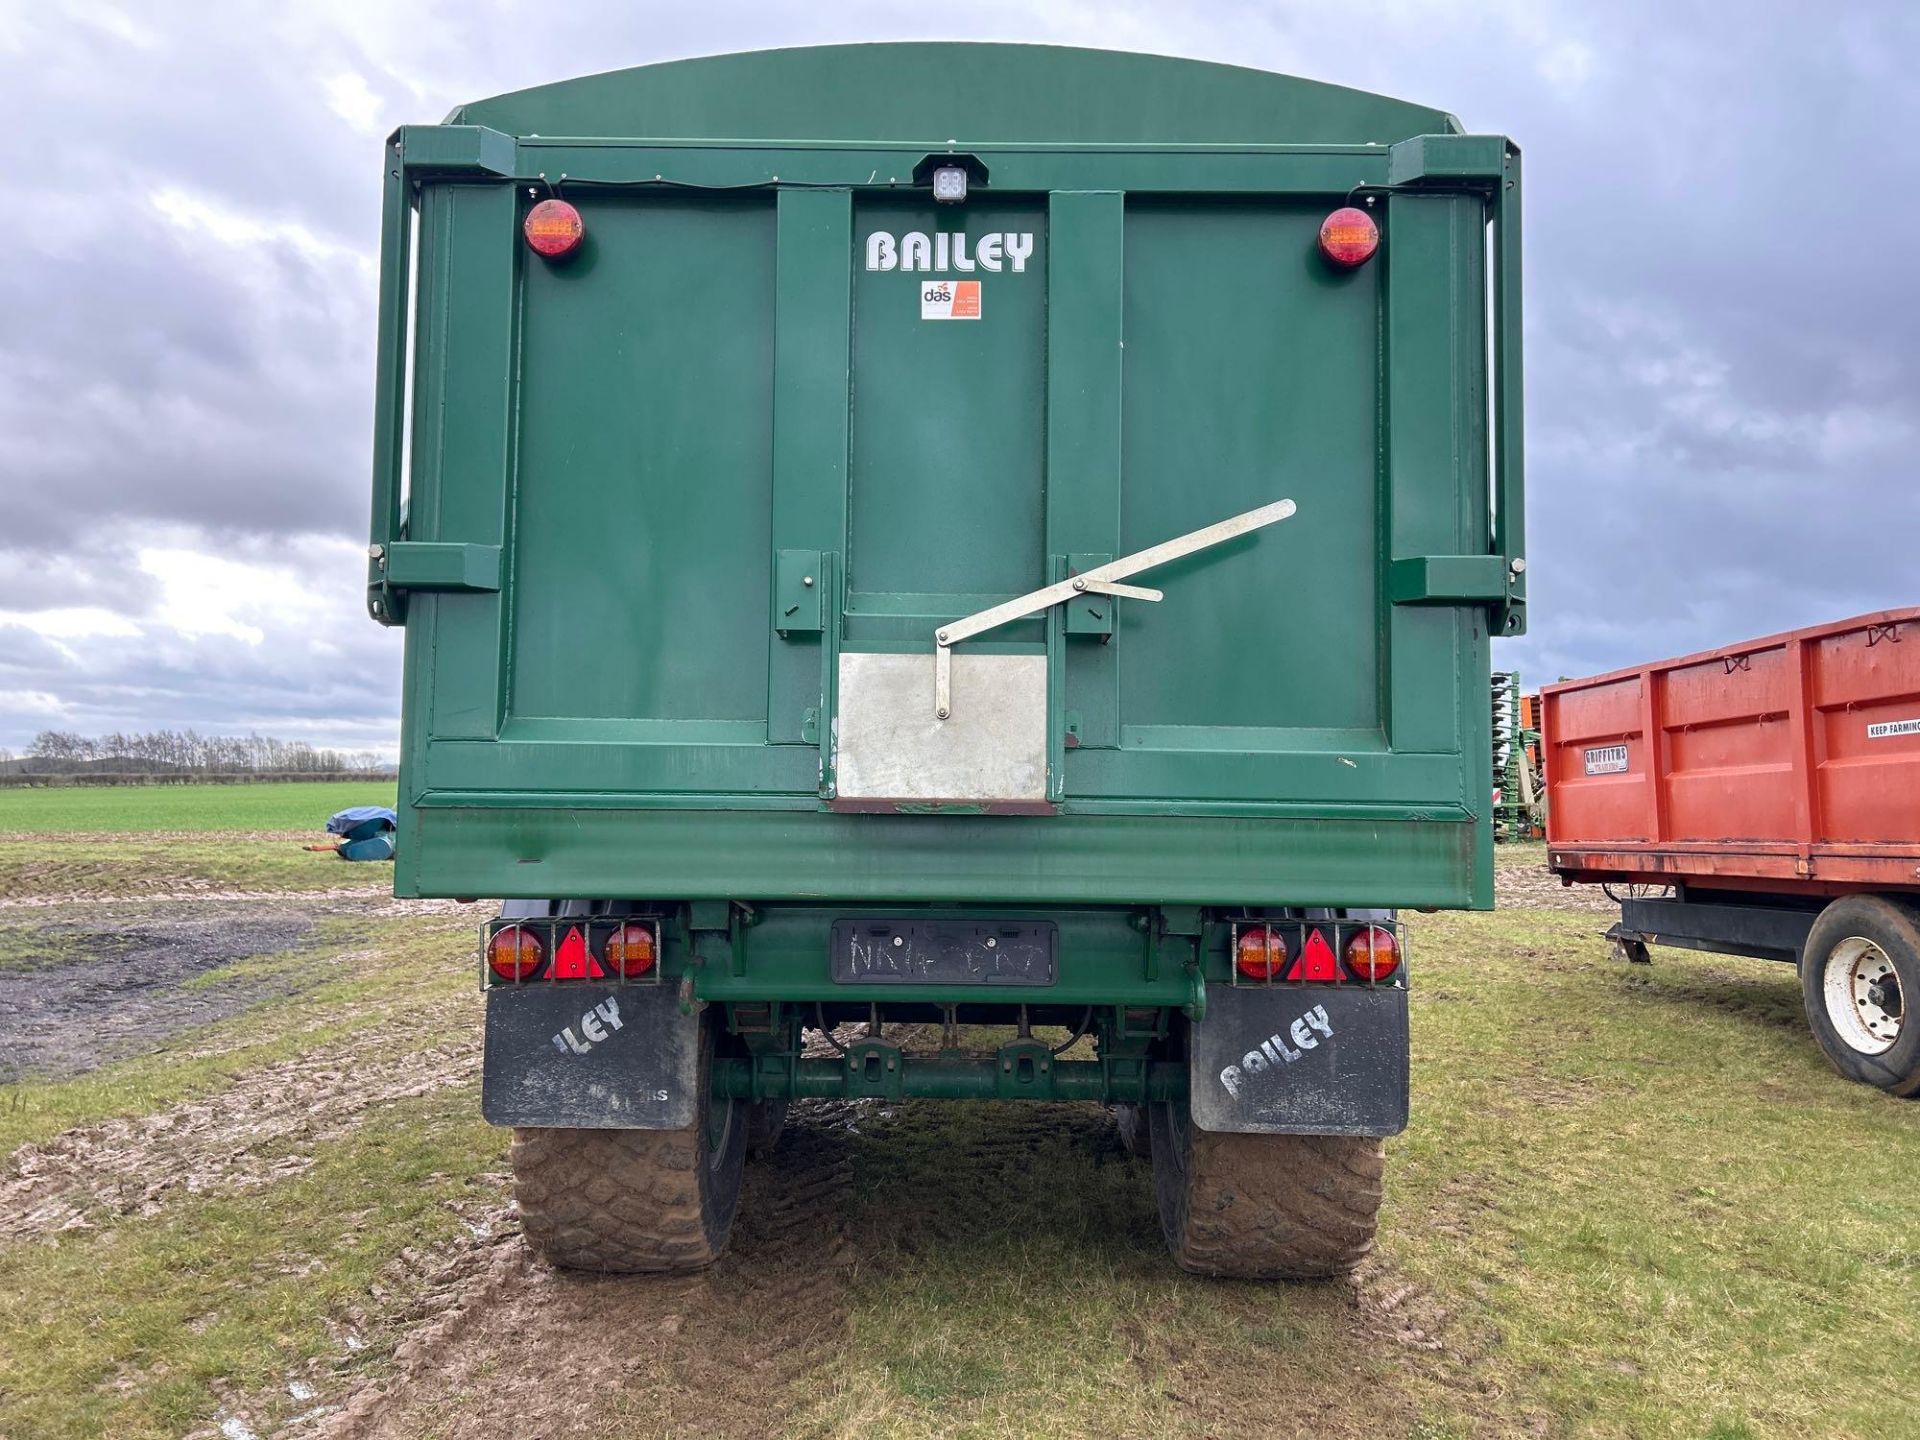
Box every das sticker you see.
[921,279,981,320]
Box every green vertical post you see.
[1492,143,1526,635]
[767,189,854,754]
[1046,191,1126,757]
[367,136,413,626]
[415,183,518,742]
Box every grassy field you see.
[0,780,400,899]
[0,834,393,898]
[0,779,397,835]
[0,811,1914,1438]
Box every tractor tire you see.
[1800,895,1920,1096]
[1148,1099,1384,1279]
[511,1016,747,1273]
[746,1099,790,1158]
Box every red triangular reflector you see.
[551,926,604,980]
[1287,927,1340,982]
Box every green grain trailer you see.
[367,43,1524,1279]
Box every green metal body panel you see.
[370,44,1523,917]
[446,43,1460,142]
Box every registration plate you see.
[829,919,1057,985]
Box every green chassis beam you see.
[711,1052,1188,1103]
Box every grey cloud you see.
[0,201,374,549]
[1,0,1915,751]
[0,539,162,615]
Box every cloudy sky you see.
[1,1,1914,757]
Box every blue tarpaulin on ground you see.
[327,806,397,842]
[337,833,396,862]
[324,806,397,859]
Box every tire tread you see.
[511,1122,742,1274]
[1153,1111,1385,1280]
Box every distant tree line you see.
[9,729,391,776]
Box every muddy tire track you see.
[301,1099,864,1440]
[0,885,418,912]
[0,908,323,1080]
[1494,864,1618,913]
[0,1019,480,1239]
[0,895,470,1082]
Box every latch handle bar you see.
[932,498,1296,718]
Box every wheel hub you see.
[1824,937,1903,1055]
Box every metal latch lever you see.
[931,498,1297,718]
[1073,579,1162,601]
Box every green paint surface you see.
[451,43,1461,142]
[374,44,1519,910]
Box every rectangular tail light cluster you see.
[1229,919,1405,987]
[482,917,663,986]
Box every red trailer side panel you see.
[1543,609,1920,895]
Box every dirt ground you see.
[0,906,321,1080]
[307,1100,869,1440]
[0,859,1482,1439]
[5,840,1909,1440]
[272,1101,1473,1440]
[1492,864,1617,915]
[1,997,478,1241]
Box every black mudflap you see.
[481,982,699,1130]
[1189,984,1409,1137]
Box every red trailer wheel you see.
[1800,896,1920,1096]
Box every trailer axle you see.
[711,1047,1187,1105]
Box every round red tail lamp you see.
[1318,206,1379,268]
[605,923,657,978]
[488,924,544,981]
[1236,925,1289,981]
[524,199,584,260]
[1345,924,1400,982]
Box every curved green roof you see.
[451,43,1460,145]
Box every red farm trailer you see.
[1542,608,1920,1093]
